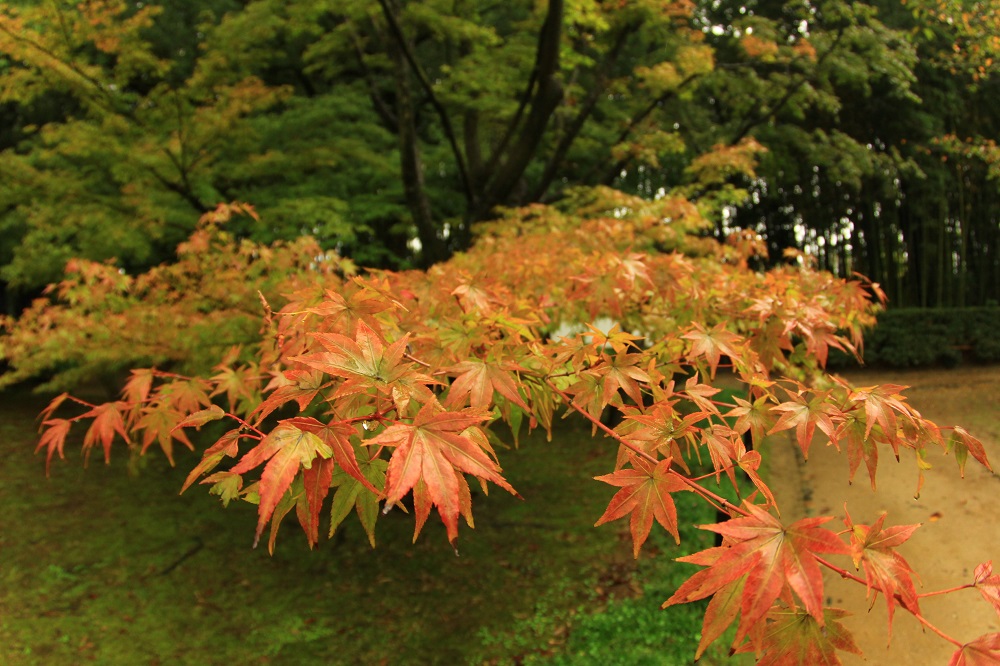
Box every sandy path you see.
[766,365,1000,664]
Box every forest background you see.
[0,0,998,317]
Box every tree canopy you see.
[2,0,997,309]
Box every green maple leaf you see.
[735,606,862,665]
[329,443,388,548]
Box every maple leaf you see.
[329,444,387,548]
[587,350,650,407]
[701,424,742,487]
[367,401,519,545]
[594,455,688,557]
[683,323,744,378]
[36,419,72,476]
[294,320,415,400]
[445,358,530,412]
[305,287,393,331]
[838,411,879,489]
[624,401,704,462]
[172,404,226,431]
[663,502,849,644]
[252,369,329,422]
[735,606,862,665]
[136,402,194,465]
[725,394,775,447]
[565,372,608,426]
[229,423,334,547]
[79,401,131,464]
[768,388,839,459]
[974,561,1000,620]
[38,392,70,425]
[847,383,914,453]
[695,577,746,660]
[180,428,246,494]
[949,633,1000,666]
[281,416,377,493]
[210,364,257,411]
[300,457,334,548]
[159,379,212,415]
[948,426,993,477]
[843,507,921,638]
[120,368,154,408]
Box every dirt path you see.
[767,365,1000,664]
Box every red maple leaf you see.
[36,419,73,476]
[281,416,376,493]
[974,561,1000,621]
[367,401,519,545]
[294,320,411,396]
[252,369,330,422]
[79,401,131,464]
[587,350,650,407]
[135,402,194,465]
[593,455,689,557]
[949,633,1000,666]
[663,502,849,644]
[949,426,993,477]
[843,507,921,638]
[624,401,705,460]
[299,457,334,548]
[725,394,776,448]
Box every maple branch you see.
[816,555,965,647]
[545,379,746,516]
[223,411,266,439]
[595,75,700,187]
[917,584,975,598]
[63,395,99,411]
[375,0,474,208]
[530,22,638,202]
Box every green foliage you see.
[830,306,1000,367]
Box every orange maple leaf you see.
[663,502,849,645]
[368,401,519,545]
[843,506,921,638]
[594,455,689,557]
[949,632,1000,666]
[974,561,1000,621]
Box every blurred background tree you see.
[1,0,997,314]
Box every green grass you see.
[0,389,750,665]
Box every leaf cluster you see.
[10,191,999,663]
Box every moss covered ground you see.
[0,389,749,665]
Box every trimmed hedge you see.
[831,307,1000,368]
